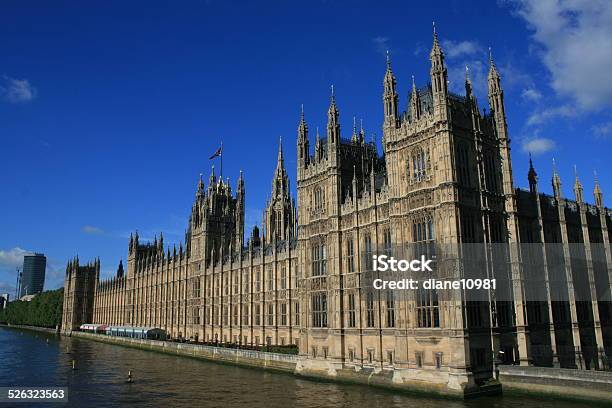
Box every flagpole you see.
[220,141,223,180]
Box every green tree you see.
[0,288,63,328]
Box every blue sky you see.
[1,0,611,294]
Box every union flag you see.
[209,144,223,159]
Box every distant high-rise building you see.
[20,253,46,298]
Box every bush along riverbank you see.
[0,288,63,328]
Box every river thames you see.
[0,327,605,407]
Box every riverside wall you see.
[499,365,612,403]
[14,328,608,402]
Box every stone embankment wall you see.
[499,365,612,402]
[71,331,298,373]
[64,330,612,402]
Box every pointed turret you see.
[429,23,448,120]
[409,75,421,122]
[272,137,289,199]
[297,104,309,168]
[351,117,358,143]
[197,172,205,195]
[552,158,563,199]
[528,154,538,194]
[594,171,604,207]
[383,50,399,128]
[315,127,324,161]
[488,48,508,140]
[464,64,473,97]
[327,85,340,145]
[359,119,365,144]
[574,165,584,204]
[117,260,124,278]
[209,165,216,186]
[264,137,296,242]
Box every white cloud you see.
[521,87,543,101]
[0,75,37,103]
[447,59,488,100]
[372,36,390,56]
[522,137,557,154]
[510,0,612,110]
[82,225,104,235]
[0,247,32,269]
[526,104,576,126]
[592,121,612,138]
[442,40,483,59]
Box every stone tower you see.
[187,168,244,266]
[61,256,98,333]
[264,139,297,242]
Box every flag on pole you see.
[209,143,223,159]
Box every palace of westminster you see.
[62,30,612,393]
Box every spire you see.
[573,165,584,203]
[351,116,358,143]
[117,259,124,278]
[410,75,421,121]
[430,21,443,61]
[594,170,604,207]
[359,118,365,143]
[488,47,502,98]
[197,172,205,194]
[465,65,473,96]
[277,136,284,167]
[528,153,538,194]
[327,85,340,145]
[552,158,562,199]
[487,47,507,140]
[297,104,309,168]
[209,165,216,186]
[383,50,399,128]
[429,22,448,119]
[488,47,500,81]
[298,104,308,138]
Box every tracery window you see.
[417,287,439,328]
[312,292,327,327]
[280,264,287,289]
[412,217,435,242]
[346,238,355,273]
[313,186,326,212]
[386,291,396,328]
[347,292,356,328]
[366,291,376,327]
[311,241,327,276]
[409,147,428,182]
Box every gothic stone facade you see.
[62,31,612,396]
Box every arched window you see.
[410,147,428,182]
[311,240,327,276]
[313,186,325,212]
[412,216,434,242]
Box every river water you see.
[0,327,601,407]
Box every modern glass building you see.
[19,253,46,298]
